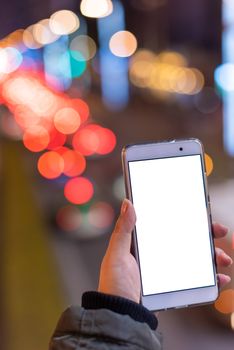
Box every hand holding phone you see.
[122,139,218,311]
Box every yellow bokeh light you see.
[23,25,42,49]
[80,0,113,18]
[190,68,205,94]
[109,30,137,58]
[33,19,59,45]
[0,29,25,51]
[129,60,154,88]
[204,153,214,176]
[158,51,187,67]
[129,49,204,96]
[70,35,97,61]
[50,10,80,35]
[130,49,156,64]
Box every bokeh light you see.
[95,127,116,154]
[62,149,86,177]
[72,125,100,156]
[109,31,137,57]
[2,75,58,117]
[56,205,82,231]
[59,51,86,78]
[47,128,67,150]
[0,29,25,51]
[205,153,214,176]
[215,63,234,92]
[88,202,114,229]
[0,47,23,74]
[14,105,41,129]
[23,126,50,152]
[215,289,234,314]
[64,177,94,204]
[70,35,97,61]
[23,25,42,49]
[54,107,81,134]
[50,10,80,35]
[38,151,64,179]
[72,99,89,123]
[72,124,116,156]
[33,19,59,45]
[130,49,204,96]
[158,51,187,66]
[80,0,113,18]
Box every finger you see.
[212,223,229,239]
[215,247,233,267]
[108,199,136,255]
[217,274,231,289]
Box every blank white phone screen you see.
[129,155,215,296]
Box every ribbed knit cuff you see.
[82,291,158,330]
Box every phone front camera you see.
[179,147,183,151]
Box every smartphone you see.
[122,139,218,311]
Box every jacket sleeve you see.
[49,294,163,350]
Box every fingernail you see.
[121,199,129,215]
[226,256,233,266]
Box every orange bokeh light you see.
[54,107,81,134]
[23,126,50,152]
[215,289,234,314]
[64,177,94,204]
[62,149,86,177]
[37,151,64,179]
[205,153,214,176]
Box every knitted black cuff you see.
[82,291,158,330]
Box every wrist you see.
[82,291,158,330]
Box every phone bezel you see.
[122,138,218,311]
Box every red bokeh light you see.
[64,177,94,204]
[72,126,99,156]
[62,149,86,177]
[96,127,116,155]
[37,151,64,179]
[47,128,67,150]
[23,125,50,152]
[72,98,89,123]
[72,124,116,156]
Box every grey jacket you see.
[49,306,163,350]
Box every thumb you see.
[108,199,136,255]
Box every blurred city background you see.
[0,0,233,349]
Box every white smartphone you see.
[122,139,218,311]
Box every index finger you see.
[212,223,229,239]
